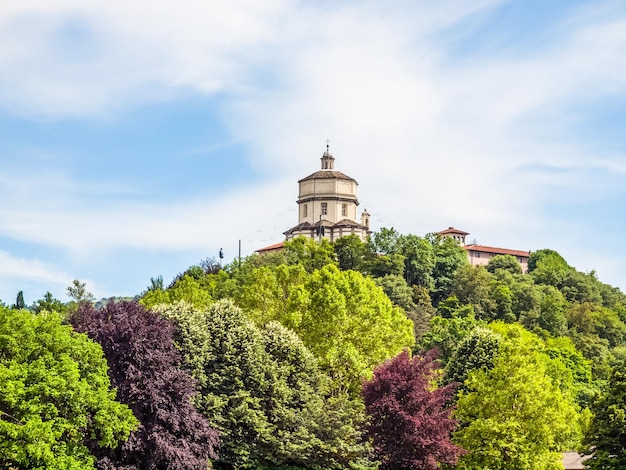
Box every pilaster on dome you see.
[321,141,335,170]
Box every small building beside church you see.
[438,227,531,273]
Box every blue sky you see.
[1,0,626,304]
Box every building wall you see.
[467,249,529,274]
[297,178,359,225]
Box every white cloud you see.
[1,0,626,292]
[0,251,74,301]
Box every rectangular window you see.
[342,203,347,217]
[303,204,308,217]
[321,203,328,215]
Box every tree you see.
[561,270,603,305]
[156,300,374,470]
[297,265,415,394]
[141,274,213,310]
[450,265,496,319]
[70,301,219,469]
[147,275,164,291]
[370,227,402,255]
[568,302,626,348]
[407,285,436,341]
[397,234,435,289]
[333,234,368,271]
[487,254,522,275]
[417,309,481,365]
[230,263,414,396]
[446,326,501,389]
[231,263,309,330]
[362,349,464,470]
[516,282,568,336]
[374,274,416,312]
[283,236,337,272]
[13,290,25,310]
[432,237,469,304]
[32,291,67,315]
[584,360,626,469]
[528,249,571,287]
[67,279,95,304]
[454,323,583,470]
[367,252,406,278]
[0,306,137,469]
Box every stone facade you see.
[283,147,371,242]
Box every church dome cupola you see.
[284,141,371,242]
[321,140,335,169]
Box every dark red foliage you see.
[362,349,464,470]
[71,300,219,470]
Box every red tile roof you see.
[464,244,530,258]
[438,227,469,236]
[255,241,285,254]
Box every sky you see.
[1,0,626,304]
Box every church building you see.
[256,145,371,254]
[284,145,371,241]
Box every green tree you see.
[370,227,401,255]
[232,264,414,395]
[432,237,469,304]
[297,265,414,394]
[367,252,406,278]
[561,270,603,305]
[141,274,213,310]
[397,234,435,289]
[544,336,597,407]
[333,234,369,271]
[407,285,436,340]
[374,274,416,312]
[0,307,137,469]
[417,310,481,365]
[283,236,337,272]
[156,300,374,470]
[66,279,95,304]
[231,263,309,330]
[518,284,568,336]
[568,302,626,348]
[451,265,496,320]
[454,323,583,470]
[528,249,571,287]
[487,254,523,275]
[32,291,67,316]
[446,326,501,389]
[585,360,626,469]
[13,291,25,310]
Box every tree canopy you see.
[363,349,464,470]
[156,300,374,470]
[71,300,219,469]
[0,306,137,469]
[454,323,584,470]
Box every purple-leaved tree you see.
[362,348,464,470]
[71,300,219,470]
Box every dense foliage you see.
[363,349,464,470]
[4,227,626,468]
[156,300,374,470]
[584,360,626,469]
[0,306,137,469]
[453,323,584,470]
[71,301,219,469]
